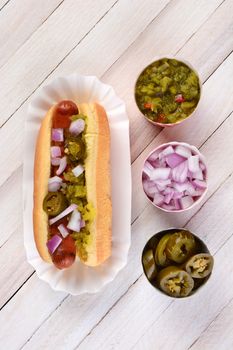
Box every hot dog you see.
[33,100,112,269]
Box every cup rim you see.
[141,141,208,213]
[134,56,202,127]
[141,228,213,298]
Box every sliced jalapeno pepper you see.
[65,137,86,161]
[185,253,214,278]
[154,233,172,266]
[157,266,194,297]
[43,192,68,217]
[165,230,196,263]
[142,249,157,280]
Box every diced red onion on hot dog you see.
[58,224,69,238]
[51,158,61,166]
[80,219,85,228]
[51,146,61,158]
[72,164,84,178]
[67,209,81,232]
[48,176,62,192]
[52,128,64,142]
[47,235,62,254]
[69,119,85,135]
[49,204,77,225]
[56,156,67,176]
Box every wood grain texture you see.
[0,0,64,68]
[0,0,233,349]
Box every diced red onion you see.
[69,119,85,135]
[148,151,159,162]
[67,210,81,232]
[143,180,159,198]
[164,190,174,204]
[172,160,188,183]
[145,161,154,171]
[47,235,62,254]
[49,204,77,225]
[72,164,84,177]
[173,191,183,199]
[143,166,152,178]
[52,128,64,142]
[143,144,207,211]
[174,198,181,210]
[185,189,204,197]
[80,219,85,228]
[163,187,174,194]
[192,179,207,189]
[188,155,200,173]
[150,168,171,181]
[51,146,61,158]
[165,153,186,168]
[161,203,175,211]
[56,156,67,176]
[192,169,204,180]
[200,162,206,171]
[187,170,193,179]
[48,176,62,192]
[58,224,69,238]
[51,157,61,166]
[175,145,191,159]
[180,195,194,209]
[153,193,164,206]
[159,146,174,160]
[154,179,171,191]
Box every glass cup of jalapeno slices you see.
[142,229,214,298]
[134,57,201,127]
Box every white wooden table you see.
[1,0,233,349]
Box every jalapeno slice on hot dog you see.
[185,253,214,278]
[43,192,68,217]
[158,266,194,297]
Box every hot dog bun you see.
[33,102,112,267]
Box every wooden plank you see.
[132,52,233,223]
[190,298,233,349]
[70,173,233,350]
[0,228,34,308]
[0,275,66,349]
[0,0,9,11]
[0,0,117,126]
[19,108,233,350]
[0,0,170,187]
[0,0,64,68]
[0,166,22,247]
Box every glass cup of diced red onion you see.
[142,142,208,212]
